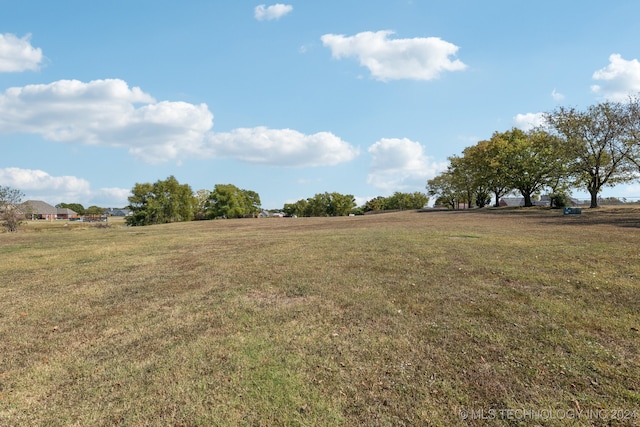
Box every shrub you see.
[549,192,570,209]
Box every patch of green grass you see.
[1,209,639,425]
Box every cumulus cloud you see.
[0,167,131,207]
[0,167,90,194]
[0,79,214,163]
[513,112,546,131]
[0,33,43,72]
[367,138,447,192]
[321,30,466,81]
[591,54,640,101]
[0,78,358,167]
[254,4,293,21]
[205,126,359,167]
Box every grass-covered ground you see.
[1,208,639,426]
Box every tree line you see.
[1,178,430,230]
[427,97,640,209]
[123,176,429,226]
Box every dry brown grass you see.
[1,208,639,426]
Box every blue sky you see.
[2,1,640,209]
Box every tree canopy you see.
[56,202,85,215]
[545,99,639,207]
[362,192,429,212]
[427,97,640,209]
[126,176,196,226]
[205,184,261,219]
[283,192,356,217]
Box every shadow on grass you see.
[419,207,640,228]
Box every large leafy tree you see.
[283,199,309,217]
[447,154,483,208]
[465,137,513,207]
[0,186,25,232]
[429,129,567,208]
[439,151,492,208]
[426,172,459,209]
[498,128,569,207]
[545,101,637,208]
[206,184,261,219]
[304,193,332,217]
[328,192,356,216]
[126,176,195,226]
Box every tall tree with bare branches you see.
[0,186,25,232]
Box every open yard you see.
[1,208,639,426]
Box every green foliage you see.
[363,192,429,212]
[283,199,308,217]
[426,173,458,209]
[285,192,356,217]
[472,134,514,206]
[56,202,85,215]
[545,100,638,207]
[85,205,104,215]
[427,125,581,209]
[305,192,332,217]
[327,192,356,216]
[549,192,570,209]
[206,184,261,219]
[494,128,568,207]
[126,176,196,226]
[428,139,515,209]
[0,185,25,232]
[385,192,429,210]
[363,196,387,212]
[474,189,491,208]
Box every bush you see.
[549,193,570,209]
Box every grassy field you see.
[1,208,639,426]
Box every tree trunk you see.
[588,172,600,208]
[523,192,533,207]
[589,189,599,208]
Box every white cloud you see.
[0,33,43,72]
[513,112,546,131]
[367,138,447,192]
[551,89,565,101]
[0,167,131,207]
[205,126,359,167]
[0,167,89,194]
[591,54,640,101]
[0,79,214,163]
[321,30,466,81]
[0,78,358,167]
[254,4,293,21]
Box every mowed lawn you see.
[1,209,639,426]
